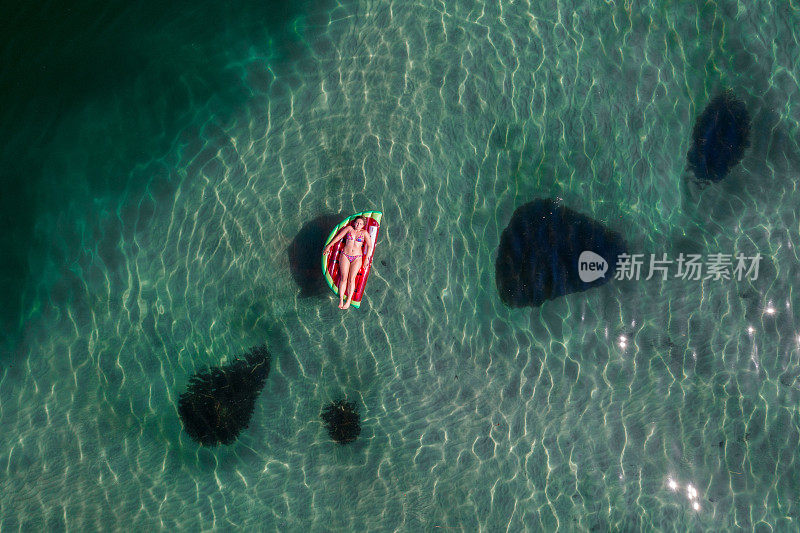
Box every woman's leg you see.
[337,253,350,308]
[342,256,362,309]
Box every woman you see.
[323,216,372,309]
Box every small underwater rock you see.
[178,344,271,446]
[688,91,751,182]
[495,199,627,308]
[321,399,361,444]
[287,214,344,297]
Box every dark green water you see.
[0,0,309,350]
[1,0,799,530]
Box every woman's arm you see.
[323,228,349,253]
[362,232,373,258]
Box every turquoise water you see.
[1,0,799,529]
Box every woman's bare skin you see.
[323,217,373,309]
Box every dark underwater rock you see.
[178,344,271,446]
[688,92,750,182]
[321,399,361,444]
[287,214,345,297]
[495,199,627,308]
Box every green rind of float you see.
[321,210,383,309]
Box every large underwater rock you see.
[178,344,271,446]
[688,92,751,182]
[288,214,345,297]
[495,199,627,308]
[321,399,361,444]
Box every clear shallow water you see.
[1,0,799,530]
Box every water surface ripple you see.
[1,0,799,530]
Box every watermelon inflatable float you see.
[321,211,382,309]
